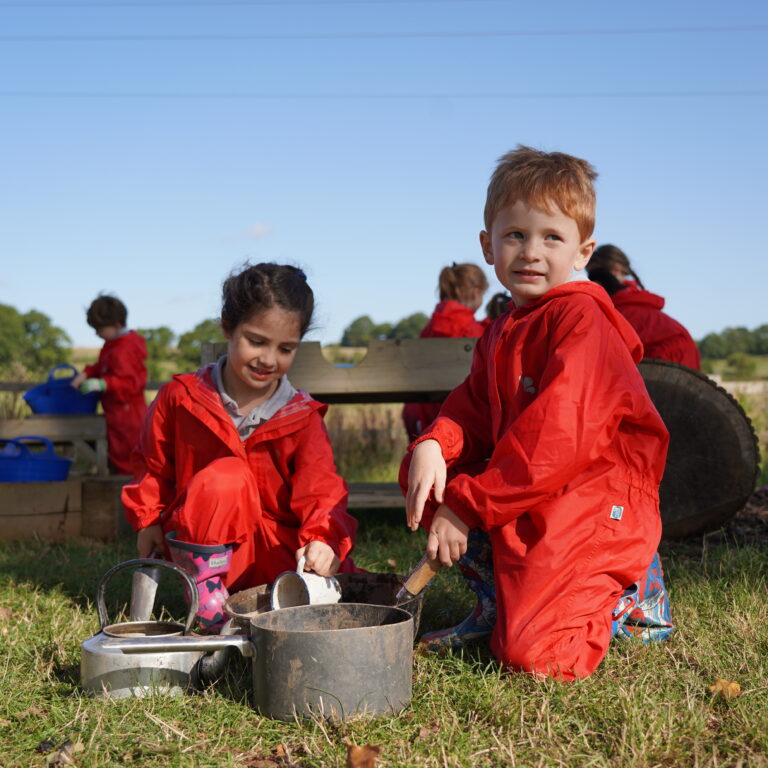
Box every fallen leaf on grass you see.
[234,744,293,767]
[708,679,742,699]
[346,741,381,768]
[36,738,57,753]
[386,558,397,568]
[15,706,45,719]
[45,740,84,766]
[413,722,441,742]
[0,605,13,621]
[0,719,11,728]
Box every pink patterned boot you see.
[166,532,233,633]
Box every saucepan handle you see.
[101,634,256,658]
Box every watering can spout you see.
[129,558,162,622]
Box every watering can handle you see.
[96,558,199,635]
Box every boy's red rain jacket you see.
[405,281,669,679]
[402,300,486,440]
[84,330,147,474]
[611,285,701,369]
[122,366,357,587]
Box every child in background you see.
[586,244,701,369]
[484,291,512,324]
[401,146,673,681]
[402,263,489,441]
[71,295,147,475]
[122,263,357,631]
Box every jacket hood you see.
[426,300,482,336]
[106,329,147,359]
[509,280,644,362]
[613,285,666,310]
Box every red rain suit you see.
[84,330,147,475]
[122,366,357,591]
[402,300,487,441]
[611,285,701,369]
[400,281,669,680]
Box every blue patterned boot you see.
[612,551,674,642]
[420,529,496,651]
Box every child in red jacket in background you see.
[402,263,489,441]
[122,263,357,631]
[71,295,147,475]
[401,146,673,681]
[586,244,701,369]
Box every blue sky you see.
[2,0,766,349]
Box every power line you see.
[1,25,767,42]
[0,88,765,99]
[0,0,505,5]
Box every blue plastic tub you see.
[23,364,100,415]
[0,436,72,482]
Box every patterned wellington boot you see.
[166,531,233,633]
[612,551,674,642]
[420,528,497,651]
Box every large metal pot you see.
[102,602,414,720]
[81,558,204,699]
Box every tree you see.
[698,332,728,360]
[388,312,429,340]
[137,326,176,380]
[0,304,71,377]
[341,316,376,347]
[725,352,757,380]
[177,319,225,370]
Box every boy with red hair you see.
[401,146,673,680]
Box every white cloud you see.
[221,222,272,243]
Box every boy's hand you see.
[406,439,446,531]
[70,372,87,389]
[79,378,107,394]
[426,504,469,567]
[296,540,340,577]
[137,524,164,558]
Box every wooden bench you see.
[202,338,479,509]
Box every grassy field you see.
[1,511,768,768]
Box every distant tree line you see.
[339,313,429,346]
[697,325,768,359]
[3,301,767,380]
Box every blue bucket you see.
[0,436,72,482]
[23,364,100,415]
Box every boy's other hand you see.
[137,524,164,558]
[296,540,340,577]
[70,372,87,389]
[406,439,446,531]
[426,504,469,567]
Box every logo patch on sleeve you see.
[609,505,624,521]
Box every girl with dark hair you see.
[587,245,701,369]
[122,263,357,631]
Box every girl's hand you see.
[70,372,87,389]
[296,541,340,577]
[405,439,446,531]
[137,524,164,558]
[426,504,469,567]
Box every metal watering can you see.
[80,558,209,698]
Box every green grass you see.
[2,513,768,767]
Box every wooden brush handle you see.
[402,555,442,596]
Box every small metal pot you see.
[101,602,414,720]
[80,558,203,699]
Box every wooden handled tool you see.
[395,554,442,604]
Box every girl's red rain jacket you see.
[122,366,356,563]
[611,285,701,370]
[84,330,147,474]
[402,300,486,440]
[415,280,669,534]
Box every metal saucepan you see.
[100,602,414,721]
